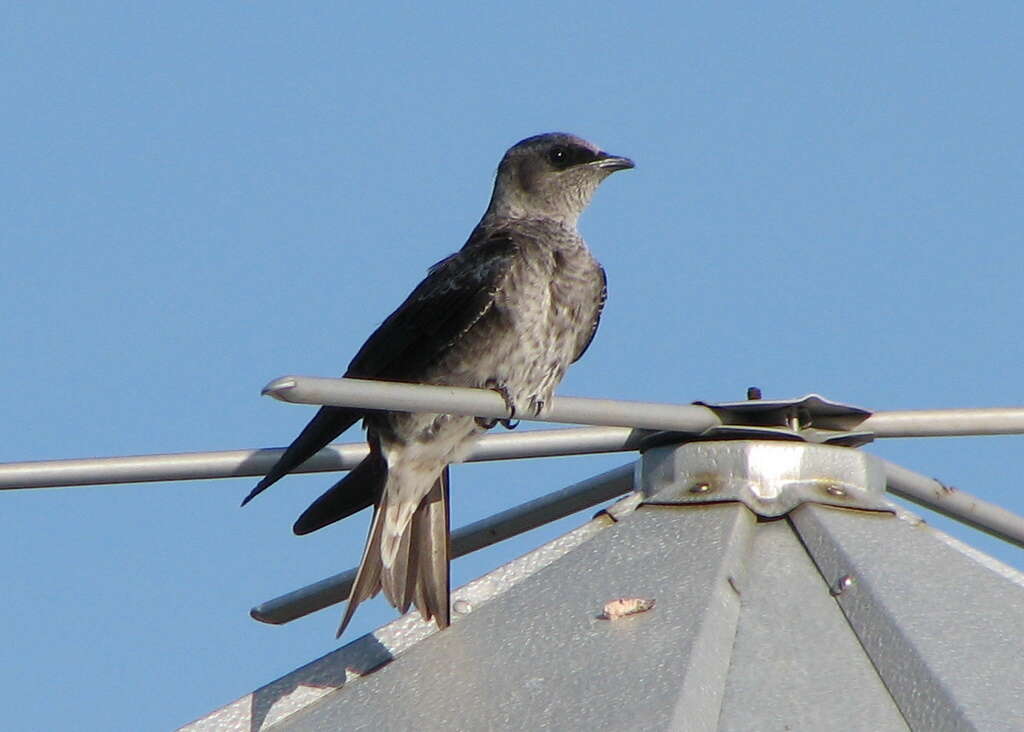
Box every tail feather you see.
[381,512,415,612]
[411,468,450,628]
[380,497,420,569]
[336,494,387,638]
[339,467,451,636]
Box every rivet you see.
[689,482,712,494]
[825,484,847,497]
[452,599,473,615]
[831,575,854,596]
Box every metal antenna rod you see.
[262,375,722,432]
[265,376,1024,437]
[883,459,1024,548]
[6,379,1024,490]
[0,427,644,490]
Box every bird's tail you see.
[337,467,451,637]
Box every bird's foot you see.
[476,380,518,429]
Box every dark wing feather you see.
[244,230,519,508]
[572,264,607,363]
[345,232,519,381]
[291,441,385,534]
[241,406,362,505]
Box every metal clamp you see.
[639,440,892,517]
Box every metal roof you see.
[184,483,1024,730]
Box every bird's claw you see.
[476,380,518,430]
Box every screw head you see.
[831,575,854,596]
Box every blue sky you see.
[3,4,1023,729]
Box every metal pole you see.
[262,375,722,432]
[883,459,1024,549]
[264,376,1024,438]
[250,463,636,624]
[0,426,643,490]
[0,444,370,490]
[863,408,1024,437]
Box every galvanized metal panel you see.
[718,519,908,731]
[792,503,1024,732]
[272,504,755,731]
[180,495,635,732]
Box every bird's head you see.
[484,132,634,228]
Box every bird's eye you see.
[547,146,568,166]
[546,143,599,170]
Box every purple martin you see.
[243,132,633,636]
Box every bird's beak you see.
[592,153,635,171]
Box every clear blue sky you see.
[3,4,1023,729]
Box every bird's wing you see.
[345,231,519,380]
[572,264,607,363]
[241,406,362,505]
[243,231,519,507]
[291,437,385,534]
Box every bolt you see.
[831,575,854,596]
[747,386,762,400]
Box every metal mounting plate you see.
[639,440,891,517]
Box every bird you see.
[242,132,633,637]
